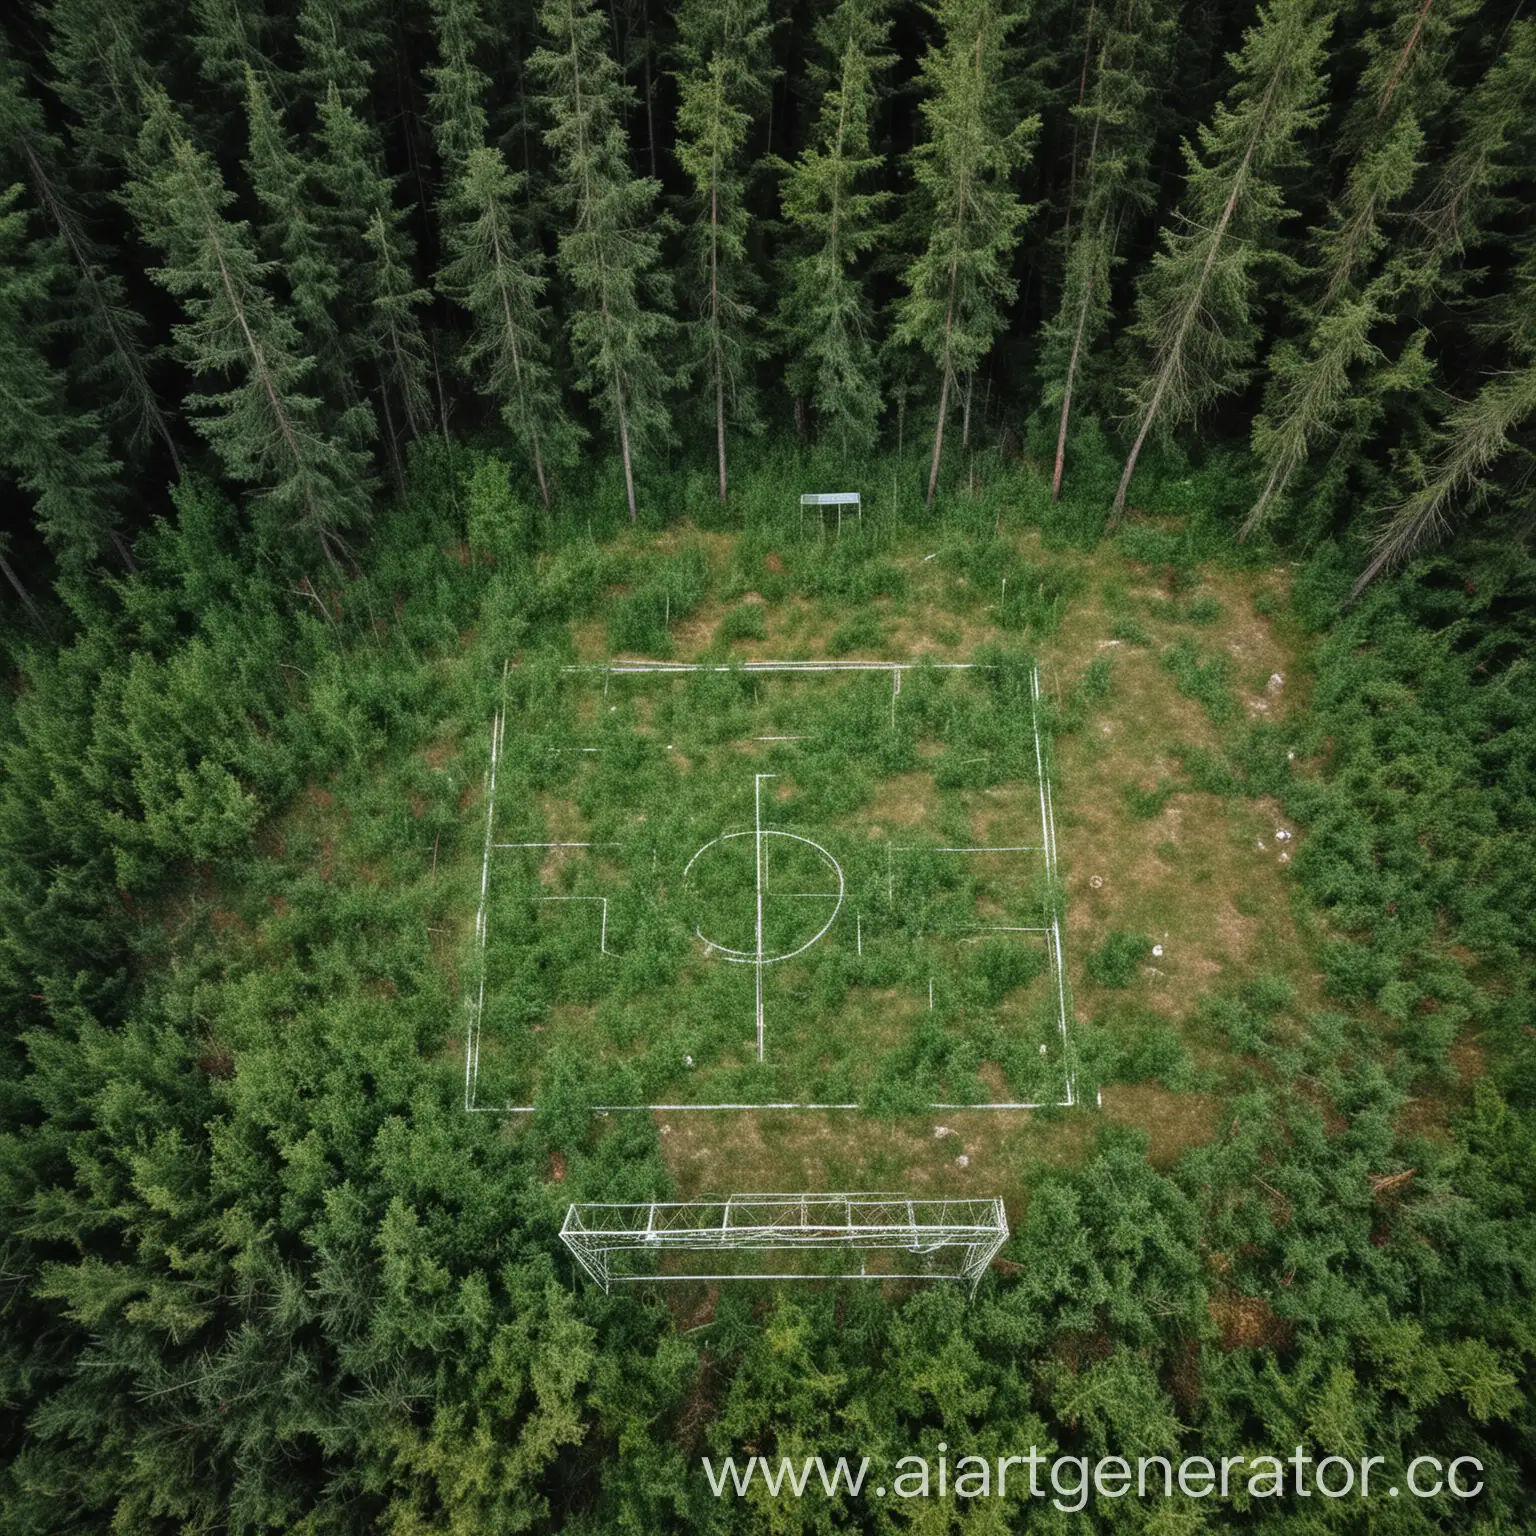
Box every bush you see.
[1162,637,1236,724]
[717,603,766,643]
[827,609,885,656]
[1086,931,1151,988]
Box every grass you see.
[237,450,1329,1207]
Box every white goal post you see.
[799,490,862,534]
[560,1192,1009,1293]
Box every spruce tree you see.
[437,146,576,506]
[426,0,491,173]
[1112,0,1334,519]
[126,90,373,563]
[192,0,276,98]
[244,68,359,423]
[672,0,774,501]
[313,84,436,478]
[532,0,675,521]
[1353,239,1536,594]
[896,0,1040,507]
[1242,0,1473,538]
[0,184,122,572]
[0,41,177,475]
[42,0,159,178]
[1041,0,1175,500]
[774,0,894,460]
[297,0,389,112]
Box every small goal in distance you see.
[560,1192,1009,1293]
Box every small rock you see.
[660,1124,672,1136]
[1267,672,1285,694]
[1279,850,1290,864]
[955,1154,969,1168]
[934,1125,956,1139]
[683,1054,694,1067]
[1275,828,1292,841]
[1152,944,1164,958]
[1286,749,1296,761]
[1038,1043,1048,1055]
[1089,875,1105,890]
[1257,838,1267,850]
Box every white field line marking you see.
[494,841,619,848]
[1032,665,1075,1107]
[563,660,981,674]
[893,845,1043,853]
[470,659,1080,1116]
[469,1099,1073,1112]
[468,708,503,1109]
[539,896,613,954]
[754,774,773,1062]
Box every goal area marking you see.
[463,659,1078,1114]
[561,1192,1009,1294]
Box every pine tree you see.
[1111,0,1334,520]
[0,40,177,476]
[1352,240,1536,594]
[0,185,122,572]
[673,0,774,500]
[426,0,491,173]
[532,0,675,521]
[774,0,894,459]
[1041,0,1175,500]
[192,0,276,98]
[244,68,361,424]
[297,0,389,112]
[41,0,159,178]
[126,90,373,562]
[1242,0,1472,538]
[312,83,435,478]
[437,146,576,506]
[896,0,1040,507]
[1405,19,1536,291]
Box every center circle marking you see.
[682,829,844,963]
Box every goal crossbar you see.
[561,1192,1008,1292]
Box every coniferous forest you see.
[2,0,1535,1527]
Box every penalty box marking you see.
[464,661,1078,1113]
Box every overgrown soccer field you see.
[464,654,1077,1114]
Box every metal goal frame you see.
[560,1192,1009,1293]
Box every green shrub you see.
[1162,637,1236,724]
[1187,593,1222,625]
[717,603,766,643]
[1111,616,1151,645]
[1124,779,1177,819]
[827,609,885,655]
[1086,930,1151,987]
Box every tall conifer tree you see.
[429,0,572,502]
[244,68,359,423]
[1242,0,1473,538]
[897,0,1039,507]
[532,0,675,521]
[1111,0,1333,519]
[0,41,177,476]
[673,0,774,501]
[1041,0,1175,500]
[42,0,159,178]
[0,185,122,572]
[126,91,373,562]
[312,83,436,479]
[437,147,576,506]
[426,0,491,173]
[774,0,894,459]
